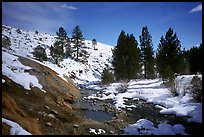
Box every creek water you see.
[73,88,115,122]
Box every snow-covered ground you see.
[2,118,32,135]
[85,75,202,124]
[2,51,43,91]
[123,119,187,135]
[2,25,113,85]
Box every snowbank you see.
[123,119,187,135]
[2,51,43,91]
[2,118,32,135]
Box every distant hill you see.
[2,24,113,85]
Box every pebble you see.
[110,130,115,134]
[48,114,55,118]
[38,111,47,117]
[51,109,58,115]
[73,124,79,128]
[45,122,52,126]
[112,117,117,120]
[45,106,50,109]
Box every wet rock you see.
[112,117,117,120]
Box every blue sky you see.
[2,2,202,51]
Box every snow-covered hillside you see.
[2,25,113,85]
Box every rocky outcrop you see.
[2,92,43,135]
[2,54,81,135]
[17,55,80,107]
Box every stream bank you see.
[72,88,202,135]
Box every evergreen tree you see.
[33,45,47,62]
[112,30,127,80]
[92,38,97,50]
[125,34,141,79]
[50,27,70,64]
[184,44,202,74]
[156,28,184,80]
[72,25,87,61]
[101,67,114,85]
[112,31,141,81]
[50,42,64,65]
[139,26,155,79]
[56,27,72,58]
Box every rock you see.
[110,130,115,134]
[73,124,79,128]
[112,117,117,120]
[45,106,50,109]
[50,109,58,115]
[47,114,55,118]
[45,122,52,126]
[38,111,47,117]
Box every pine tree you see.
[101,67,114,85]
[92,38,97,50]
[112,31,141,81]
[50,27,70,64]
[33,45,47,62]
[156,28,184,80]
[139,26,155,79]
[125,34,141,79]
[112,30,127,80]
[184,44,202,74]
[50,42,64,65]
[56,27,72,58]
[72,25,86,61]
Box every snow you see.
[123,119,187,135]
[2,79,6,83]
[2,25,113,85]
[2,118,32,135]
[89,128,106,134]
[85,76,202,124]
[2,51,43,91]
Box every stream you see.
[73,88,202,135]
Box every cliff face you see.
[2,54,81,135]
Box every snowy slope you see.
[2,25,113,85]
[2,51,43,91]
